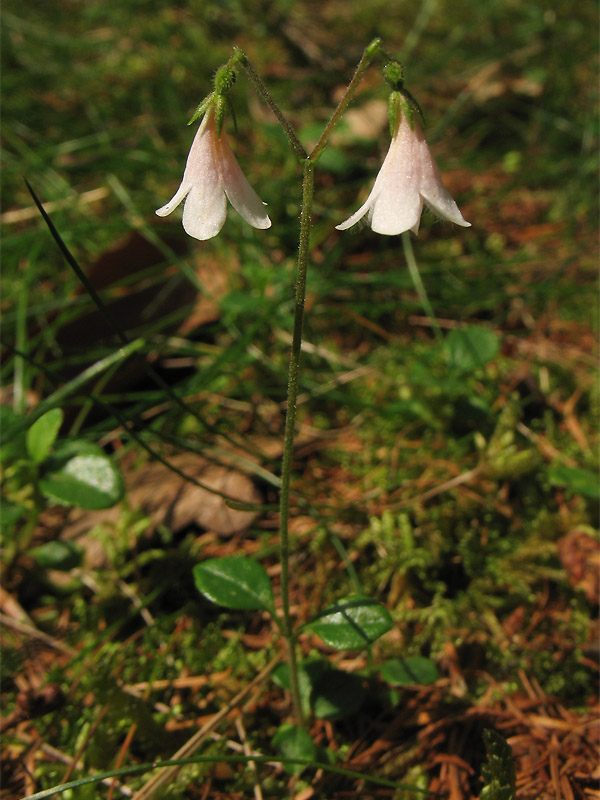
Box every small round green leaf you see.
[380,656,439,686]
[312,670,365,719]
[193,556,274,611]
[30,540,83,571]
[26,408,63,463]
[272,723,316,776]
[40,448,124,510]
[304,595,393,650]
[445,326,500,371]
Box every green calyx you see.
[214,64,237,95]
[387,89,425,135]
[214,94,227,137]
[188,93,215,126]
[210,55,244,135]
[187,55,242,132]
[382,58,425,135]
[383,60,404,91]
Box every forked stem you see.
[275,41,383,728]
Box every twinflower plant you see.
[152,40,472,785]
[156,95,271,239]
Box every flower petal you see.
[335,195,374,231]
[157,104,271,239]
[218,133,271,230]
[368,166,422,235]
[156,109,230,240]
[413,122,471,228]
[419,178,471,227]
[156,113,214,219]
[155,181,191,217]
[368,123,423,235]
[182,183,227,240]
[370,191,423,235]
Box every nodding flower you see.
[336,109,470,236]
[156,104,271,241]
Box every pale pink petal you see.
[370,188,423,235]
[335,196,374,231]
[182,182,227,240]
[155,112,214,219]
[412,121,471,227]
[368,127,423,235]
[175,114,230,240]
[218,133,271,230]
[419,164,471,227]
[336,141,396,231]
[155,181,192,217]
[421,185,471,227]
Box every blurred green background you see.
[3,0,597,274]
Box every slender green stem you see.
[310,38,382,162]
[401,232,444,343]
[278,158,314,728]
[23,754,435,800]
[229,41,384,729]
[235,48,308,161]
[262,41,383,728]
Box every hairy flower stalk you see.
[156,104,271,240]
[336,100,471,236]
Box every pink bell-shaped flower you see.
[156,105,271,240]
[336,111,470,236]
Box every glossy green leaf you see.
[40,445,124,510]
[30,540,83,571]
[26,408,63,463]
[312,669,365,719]
[380,656,439,686]
[272,723,316,776]
[445,326,500,371]
[304,595,393,650]
[193,556,274,611]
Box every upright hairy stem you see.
[235,40,382,728]
[278,158,314,728]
